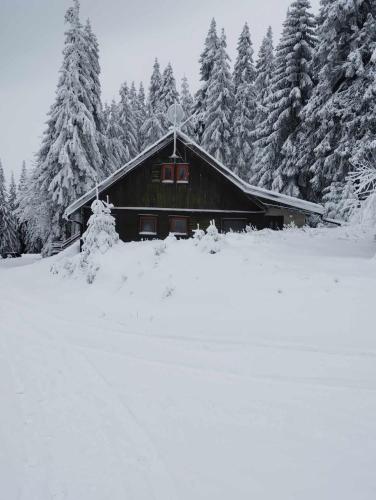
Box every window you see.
[139,215,157,235]
[161,164,174,183]
[222,219,247,233]
[169,216,188,236]
[176,164,189,183]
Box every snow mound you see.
[1,226,376,500]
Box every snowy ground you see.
[1,227,376,500]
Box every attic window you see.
[169,216,188,236]
[176,164,189,183]
[161,164,174,183]
[139,215,157,235]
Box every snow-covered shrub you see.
[283,221,297,231]
[79,199,119,283]
[164,233,177,245]
[200,220,223,254]
[153,234,177,258]
[51,199,119,283]
[346,151,376,237]
[81,200,119,263]
[193,224,205,244]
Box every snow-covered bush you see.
[245,224,256,233]
[81,199,119,263]
[347,151,376,232]
[200,220,223,254]
[51,199,119,283]
[193,224,205,244]
[79,199,119,282]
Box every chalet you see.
[64,130,324,243]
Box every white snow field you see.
[1,227,376,500]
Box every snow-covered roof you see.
[64,130,324,218]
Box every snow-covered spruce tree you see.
[159,63,179,131]
[103,101,111,131]
[8,172,17,213]
[17,167,49,253]
[0,160,18,254]
[118,82,138,160]
[129,82,143,151]
[80,198,119,283]
[201,29,234,167]
[160,63,179,111]
[138,82,147,120]
[140,103,165,150]
[106,100,129,170]
[294,0,376,209]
[140,59,166,149]
[84,19,109,176]
[252,27,274,146]
[8,172,22,252]
[194,18,219,142]
[322,180,359,221]
[251,1,316,195]
[233,23,256,94]
[201,220,222,254]
[148,58,163,113]
[137,82,147,150]
[29,0,105,251]
[231,23,257,179]
[341,149,376,226]
[15,161,29,253]
[180,75,194,136]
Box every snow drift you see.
[1,226,376,500]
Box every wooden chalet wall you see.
[78,138,289,241]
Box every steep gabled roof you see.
[64,130,324,218]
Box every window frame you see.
[161,164,175,183]
[176,163,190,183]
[139,215,158,236]
[169,216,189,236]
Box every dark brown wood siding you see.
[77,138,299,241]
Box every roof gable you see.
[65,130,324,217]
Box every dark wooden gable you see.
[99,137,263,213]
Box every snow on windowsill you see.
[139,231,157,236]
[161,180,174,184]
[170,232,188,236]
[176,180,189,184]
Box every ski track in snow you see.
[1,227,376,499]
[1,294,177,500]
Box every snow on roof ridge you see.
[65,128,324,217]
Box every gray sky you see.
[0,0,320,181]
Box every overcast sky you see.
[0,0,320,181]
